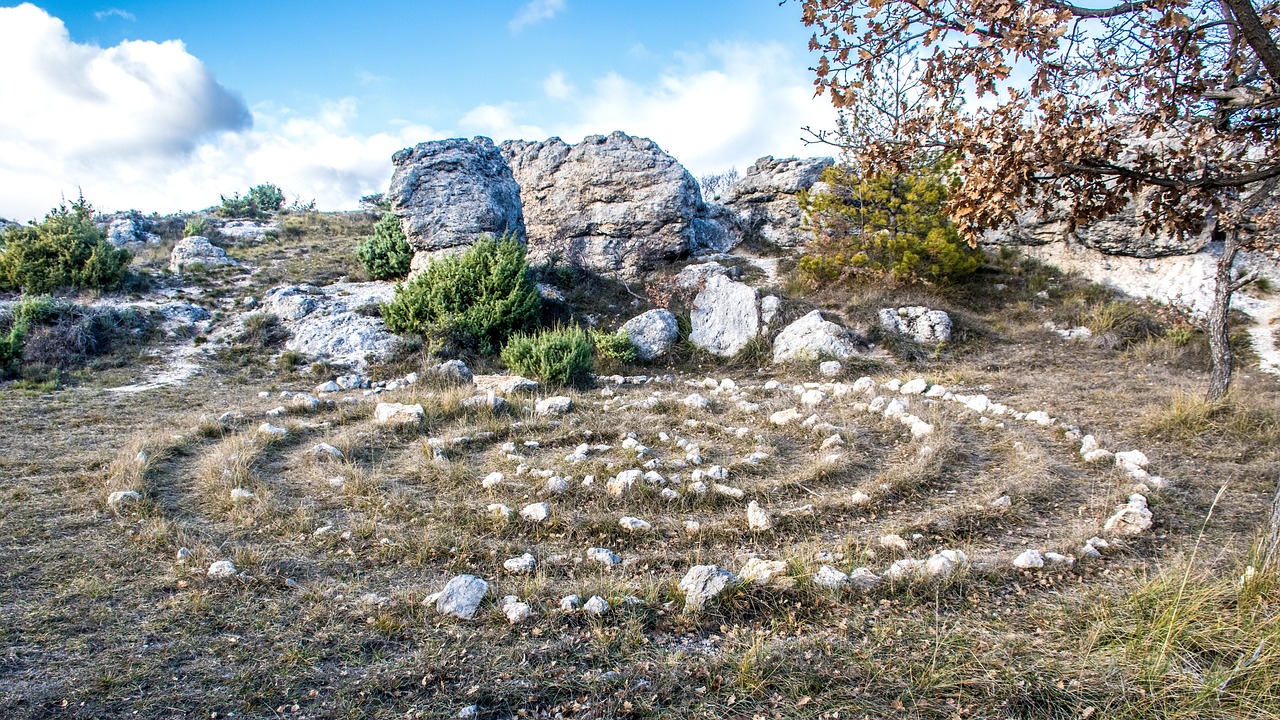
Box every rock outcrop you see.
[257,283,397,369]
[388,137,526,270]
[689,275,760,357]
[169,236,235,273]
[501,132,700,277]
[699,155,833,252]
[102,212,162,247]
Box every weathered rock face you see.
[257,283,397,370]
[690,275,759,357]
[388,137,526,267]
[703,155,833,251]
[997,199,1213,257]
[169,236,235,273]
[501,132,701,277]
[879,307,953,344]
[219,219,277,243]
[99,211,162,247]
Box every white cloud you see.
[474,41,839,180]
[0,4,438,220]
[94,7,135,22]
[459,104,546,142]
[509,0,565,33]
[542,71,573,100]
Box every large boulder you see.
[619,309,679,361]
[501,131,701,277]
[169,236,236,273]
[690,275,759,357]
[251,283,397,370]
[772,310,860,363]
[708,155,834,251]
[103,213,161,247]
[879,307,953,344]
[388,137,526,269]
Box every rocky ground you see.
[2,213,1279,719]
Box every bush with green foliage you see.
[381,234,540,354]
[0,295,153,380]
[183,218,210,237]
[797,161,980,285]
[590,328,637,365]
[0,197,132,294]
[356,212,413,280]
[501,326,594,388]
[218,183,286,219]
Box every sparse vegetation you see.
[381,234,540,354]
[355,211,412,280]
[217,183,286,219]
[0,196,132,294]
[182,218,210,237]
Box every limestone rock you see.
[772,311,860,363]
[207,560,237,578]
[587,547,622,567]
[879,307,953,344]
[678,564,740,612]
[501,132,699,277]
[388,137,526,266]
[583,595,610,616]
[170,236,235,273]
[1013,549,1045,569]
[620,309,679,361]
[503,553,537,574]
[519,502,551,523]
[689,275,759,357]
[257,282,397,371]
[746,501,774,532]
[433,359,474,384]
[716,155,835,249]
[500,595,534,624]
[618,516,652,532]
[739,558,790,586]
[813,565,849,589]
[107,490,142,512]
[435,574,489,619]
[374,402,425,424]
[1104,494,1153,535]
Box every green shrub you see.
[591,328,637,365]
[217,183,285,219]
[183,218,210,237]
[797,161,980,285]
[356,212,413,280]
[381,234,540,354]
[501,326,594,388]
[0,197,132,294]
[0,296,155,380]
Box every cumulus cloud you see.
[509,0,565,33]
[475,41,838,179]
[0,4,436,220]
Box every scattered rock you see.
[503,553,537,574]
[1013,549,1045,569]
[499,595,534,624]
[257,422,287,438]
[587,548,622,567]
[312,442,343,460]
[107,490,142,512]
[678,565,740,612]
[770,408,802,426]
[848,567,881,591]
[923,549,968,579]
[207,560,237,578]
[618,516,652,532]
[583,595,610,616]
[1104,494,1153,535]
[746,501,774,532]
[813,565,849,589]
[519,502,551,523]
[435,574,489,619]
[739,558,791,586]
[879,534,910,553]
[819,360,843,377]
[559,594,582,611]
[374,402,425,424]
[230,488,254,502]
[433,359,474,384]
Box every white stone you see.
[257,422,287,438]
[884,558,926,581]
[819,360,843,377]
[1044,552,1075,567]
[850,491,872,506]
[536,396,574,416]
[746,501,774,531]
[678,564,740,612]
[559,594,582,611]
[713,483,745,499]
[482,472,505,489]
[620,309,679,360]
[770,408,802,426]
[607,469,642,497]
[878,306,952,343]
[519,502,551,523]
[772,310,860,363]
[1025,410,1054,426]
[313,442,343,460]
[230,488,254,502]
[739,558,790,586]
[1083,449,1115,464]
[690,275,760,357]
[813,565,849,589]
[207,560,238,578]
[900,377,928,395]
[848,567,881,591]
[682,393,711,410]
[684,520,701,535]
[486,503,513,520]
[587,547,622,567]
[910,420,934,438]
[500,596,534,624]
[879,534,910,553]
[583,595,610,616]
[107,490,142,512]
[800,389,827,407]
[991,495,1013,508]
[619,516,652,532]
[374,402,425,424]
[1013,549,1045,569]
[1115,450,1149,469]
[435,574,489,619]
[1104,493,1153,535]
[503,553,537,574]
[924,549,968,578]
[851,376,876,394]
[169,236,236,273]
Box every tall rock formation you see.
[702,155,833,252]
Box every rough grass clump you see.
[381,234,540,354]
[356,212,412,280]
[0,197,132,294]
[182,218,210,238]
[501,326,594,388]
[236,312,289,349]
[0,295,155,380]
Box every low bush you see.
[236,312,289,349]
[356,212,413,280]
[218,183,286,219]
[0,197,132,294]
[0,295,156,380]
[590,329,636,367]
[381,234,540,354]
[183,218,210,238]
[501,326,594,388]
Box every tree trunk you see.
[1264,480,1280,573]
[1206,229,1240,401]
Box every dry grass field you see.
[2,221,1278,719]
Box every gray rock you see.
[502,132,699,277]
[587,547,622,567]
[389,137,526,268]
[879,307,953,344]
[583,595,610,616]
[255,283,396,371]
[374,402,425,424]
[261,286,319,321]
[714,155,834,250]
[813,565,849,589]
[690,275,759,357]
[169,236,235,273]
[772,310,860,363]
[503,553,537,574]
[207,560,237,578]
[462,393,510,412]
[107,490,143,512]
[218,219,277,243]
[435,574,489,619]
[1104,494,1153,535]
[677,564,740,612]
[620,309,678,361]
[536,396,574,416]
[433,359,474,384]
[675,261,736,291]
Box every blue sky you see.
[0,1,838,220]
